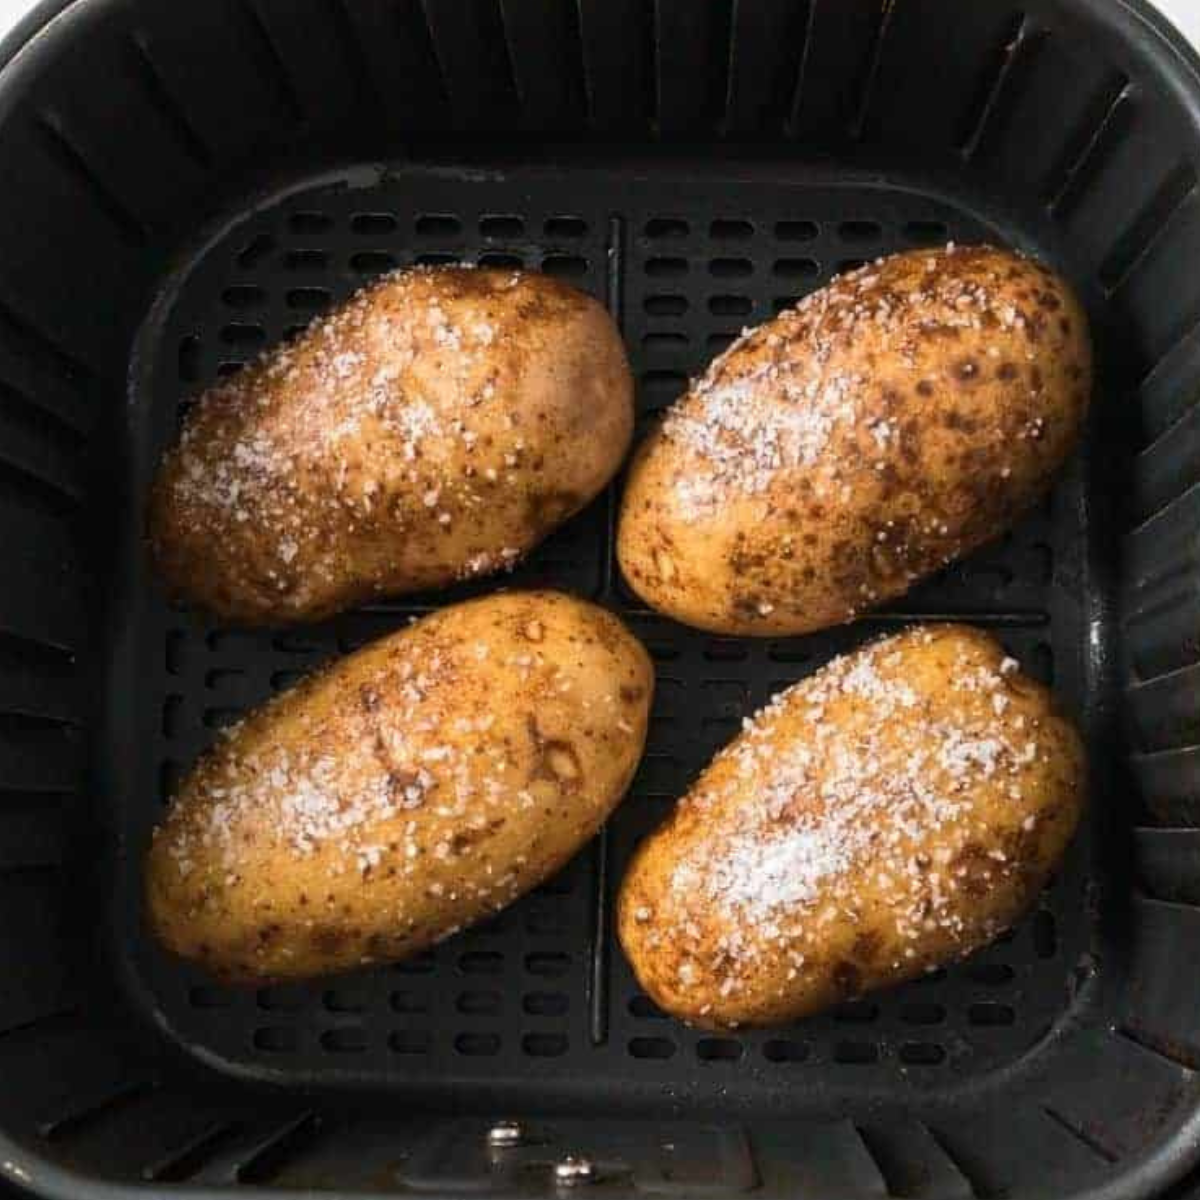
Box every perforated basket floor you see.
[109,165,1092,1105]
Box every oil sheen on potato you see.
[617,625,1085,1029]
[618,245,1091,636]
[147,591,652,983]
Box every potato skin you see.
[617,625,1084,1029]
[149,268,633,624]
[146,591,652,983]
[617,246,1091,635]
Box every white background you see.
[1163,0,1200,46]
[0,0,1197,53]
[1150,0,1200,45]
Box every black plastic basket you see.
[0,0,1199,1197]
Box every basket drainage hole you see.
[900,1002,946,1026]
[644,639,681,663]
[629,1037,676,1059]
[177,336,202,383]
[643,332,689,351]
[767,641,812,664]
[417,252,461,268]
[764,1039,808,1063]
[525,952,571,977]
[459,951,503,975]
[904,219,950,243]
[536,870,574,896]
[320,1026,366,1052]
[1032,910,1057,958]
[523,1033,568,1057]
[188,985,233,1009]
[645,295,688,316]
[222,284,266,309]
[697,1038,742,1062]
[159,760,182,805]
[643,369,687,398]
[165,630,186,675]
[709,257,753,278]
[202,707,241,730]
[457,990,501,1015]
[913,967,948,986]
[704,639,748,663]
[161,694,183,738]
[774,258,819,279]
[645,217,689,238]
[394,951,436,974]
[898,1042,945,1065]
[289,211,332,234]
[391,991,428,1014]
[545,215,587,238]
[708,295,752,316]
[628,994,666,1020]
[478,252,523,270]
[285,249,329,271]
[390,1030,431,1054]
[322,989,366,1014]
[238,232,276,267]
[286,287,331,311]
[253,1026,298,1052]
[526,910,565,935]
[524,992,568,1016]
[1029,542,1054,585]
[834,1001,879,1024]
[455,1032,500,1056]
[416,213,462,237]
[1030,643,1055,685]
[542,253,588,277]
[257,985,308,1012]
[833,1041,879,1064]
[352,212,396,235]
[966,962,1014,985]
[775,220,817,242]
[839,220,882,242]
[479,214,523,238]
[351,251,399,273]
[646,256,689,278]
[710,218,753,239]
[968,1003,1015,1026]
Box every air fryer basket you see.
[0,0,1198,1197]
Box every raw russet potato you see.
[617,245,1092,635]
[617,625,1085,1029]
[146,591,652,983]
[148,266,633,624]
